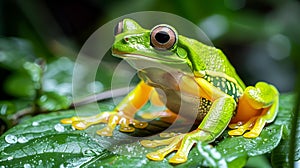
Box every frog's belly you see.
[155,88,211,122]
[138,69,211,122]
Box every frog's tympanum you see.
[61,19,279,163]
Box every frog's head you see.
[112,19,206,76]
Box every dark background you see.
[0,0,299,98]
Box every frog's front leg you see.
[61,81,153,136]
[141,95,236,164]
[229,82,279,138]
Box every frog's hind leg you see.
[141,96,236,163]
[229,82,279,138]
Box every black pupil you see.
[155,31,170,43]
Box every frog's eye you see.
[114,20,124,36]
[150,25,178,51]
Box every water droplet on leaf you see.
[54,124,65,132]
[23,163,31,168]
[83,149,99,156]
[32,122,39,126]
[18,136,28,143]
[38,160,43,165]
[5,134,17,144]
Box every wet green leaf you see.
[37,92,71,111]
[271,94,299,167]
[0,111,113,167]
[217,124,283,160]
[226,152,248,168]
[196,143,228,167]
[0,94,294,167]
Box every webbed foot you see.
[141,133,186,163]
[61,112,148,136]
[141,130,211,163]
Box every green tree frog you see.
[61,19,279,164]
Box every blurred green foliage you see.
[0,0,299,167]
[1,0,299,91]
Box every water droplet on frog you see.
[18,136,28,143]
[7,156,13,160]
[5,134,17,144]
[32,122,39,126]
[23,163,31,168]
[54,124,65,132]
[1,165,5,168]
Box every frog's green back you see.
[178,35,246,89]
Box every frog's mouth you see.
[112,49,192,73]
[112,50,186,64]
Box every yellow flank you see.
[194,77,229,101]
